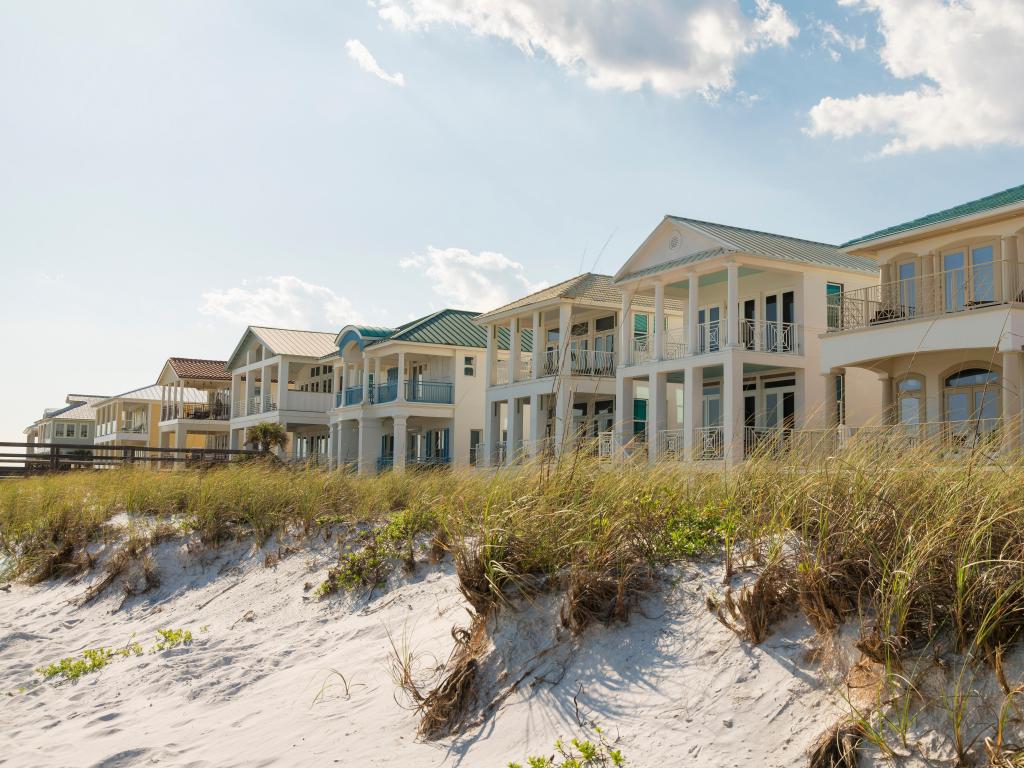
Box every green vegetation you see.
[37,628,196,683]
[508,725,626,767]
[245,422,288,453]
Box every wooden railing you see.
[1,442,266,476]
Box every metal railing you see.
[830,260,1022,332]
[739,319,799,354]
[161,401,230,421]
[568,349,615,376]
[696,320,724,354]
[693,426,724,460]
[597,430,614,458]
[542,349,560,377]
[375,381,398,404]
[405,379,454,404]
[343,386,363,406]
[628,331,687,365]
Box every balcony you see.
[342,386,363,407]
[375,381,398,404]
[495,357,532,385]
[538,349,617,377]
[161,401,230,422]
[829,260,1022,333]
[405,379,453,404]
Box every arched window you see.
[895,375,924,426]
[943,367,1000,425]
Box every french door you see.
[697,306,721,353]
[763,291,795,352]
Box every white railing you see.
[494,356,532,385]
[694,426,724,460]
[629,330,688,366]
[850,419,1002,452]
[283,390,334,413]
[568,349,616,377]
[542,349,560,377]
[831,260,1023,332]
[597,430,614,458]
[739,319,799,354]
[629,336,654,366]
[696,320,724,354]
[664,329,687,359]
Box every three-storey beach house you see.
[225,326,339,454]
[821,183,1024,453]
[613,217,883,466]
[330,310,492,473]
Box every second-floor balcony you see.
[232,390,333,418]
[829,259,1022,332]
[537,349,617,378]
[336,380,455,407]
[161,401,230,422]
[624,319,799,365]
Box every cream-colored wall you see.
[452,345,486,466]
[861,213,1024,268]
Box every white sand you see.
[1,536,884,767]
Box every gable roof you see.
[31,397,105,426]
[477,273,674,322]
[372,309,532,352]
[167,357,230,381]
[616,217,877,280]
[227,325,339,370]
[843,182,1024,248]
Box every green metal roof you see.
[844,182,1024,248]
[385,308,533,352]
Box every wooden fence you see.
[0,441,266,476]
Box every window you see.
[55,424,65,438]
[826,283,843,331]
[595,316,615,332]
[80,424,89,438]
[897,261,917,315]
[835,373,846,426]
[571,322,588,337]
[464,355,476,376]
[943,244,997,312]
[469,429,482,465]
[896,375,924,428]
[325,379,333,393]
[633,313,649,339]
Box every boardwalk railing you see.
[1,442,266,476]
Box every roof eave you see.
[845,201,1024,253]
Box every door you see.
[763,379,797,430]
[697,306,721,353]
[944,368,1000,445]
[897,261,917,316]
[763,291,796,352]
[943,251,967,312]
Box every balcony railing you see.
[694,426,724,460]
[343,386,363,406]
[696,320,724,354]
[120,420,148,434]
[375,381,398,404]
[161,401,230,422]
[829,259,1022,332]
[628,331,687,365]
[568,349,615,377]
[739,319,799,354]
[405,379,454,404]
[494,357,532,385]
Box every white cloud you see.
[345,38,406,87]
[374,0,797,99]
[400,246,547,311]
[808,0,1024,154]
[199,276,359,329]
[816,20,865,62]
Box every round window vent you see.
[669,231,682,251]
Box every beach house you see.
[821,183,1024,453]
[329,310,491,473]
[225,326,339,455]
[612,217,883,466]
[156,358,232,452]
[24,394,107,454]
[474,273,676,464]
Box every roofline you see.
[613,216,732,283]
[475,273,615,323]
[843,200,1024,252]
[226,325,339,370]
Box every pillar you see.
[485,323,496,387]
[619,289,634,365]
[726,263,739,348]
[397,351,407,402]
[532,310,542,379]
[683,366,700,460]
[1003,236,1020,302]
[357,417,382,474]
[687,273,699,355]
[615,376,634,452]
[362,359,371,405]
[723,356,744,467]
[558,303,571,375]
[648,372,667,463]
[393,416,408,471]
[653,282,665,361]
[529,392,545,456]
[1002,350,1022,453]
[510,317,521,382]
[482,399,500,466]
[508,398,524,462]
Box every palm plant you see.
[246,422,288,454]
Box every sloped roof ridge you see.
[669,215,840,248]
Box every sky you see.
[2,0,1023,441]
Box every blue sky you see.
[2,0,1023,440]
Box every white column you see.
[531,310,542,379]
[726,263,739,348]
[723,356,743,467]
[508,398,523,462]
[229,428,239,450]
[482,398,500,467]
[1002,351,1022,453]
[653,282,665,361]
[397,351,406,402]
[245,368,256,414]
[393,416,408,471]
[278,359,290,411]
[332,365,341,402]
[357,417,381,474]
[529,392,545,456]
[687,273,699,355]
[510,317,521,382]
[484,324,497,387]
[683,365,700,460]
[615,376,633,452]
[558,303,572,375]
[178,381,184,417]
[1003,236,1020,302]
[619,289,634,365]
[362,359,371,404]
[174,422,186,452]
[648,372,667,463]
[260,364,270,412]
